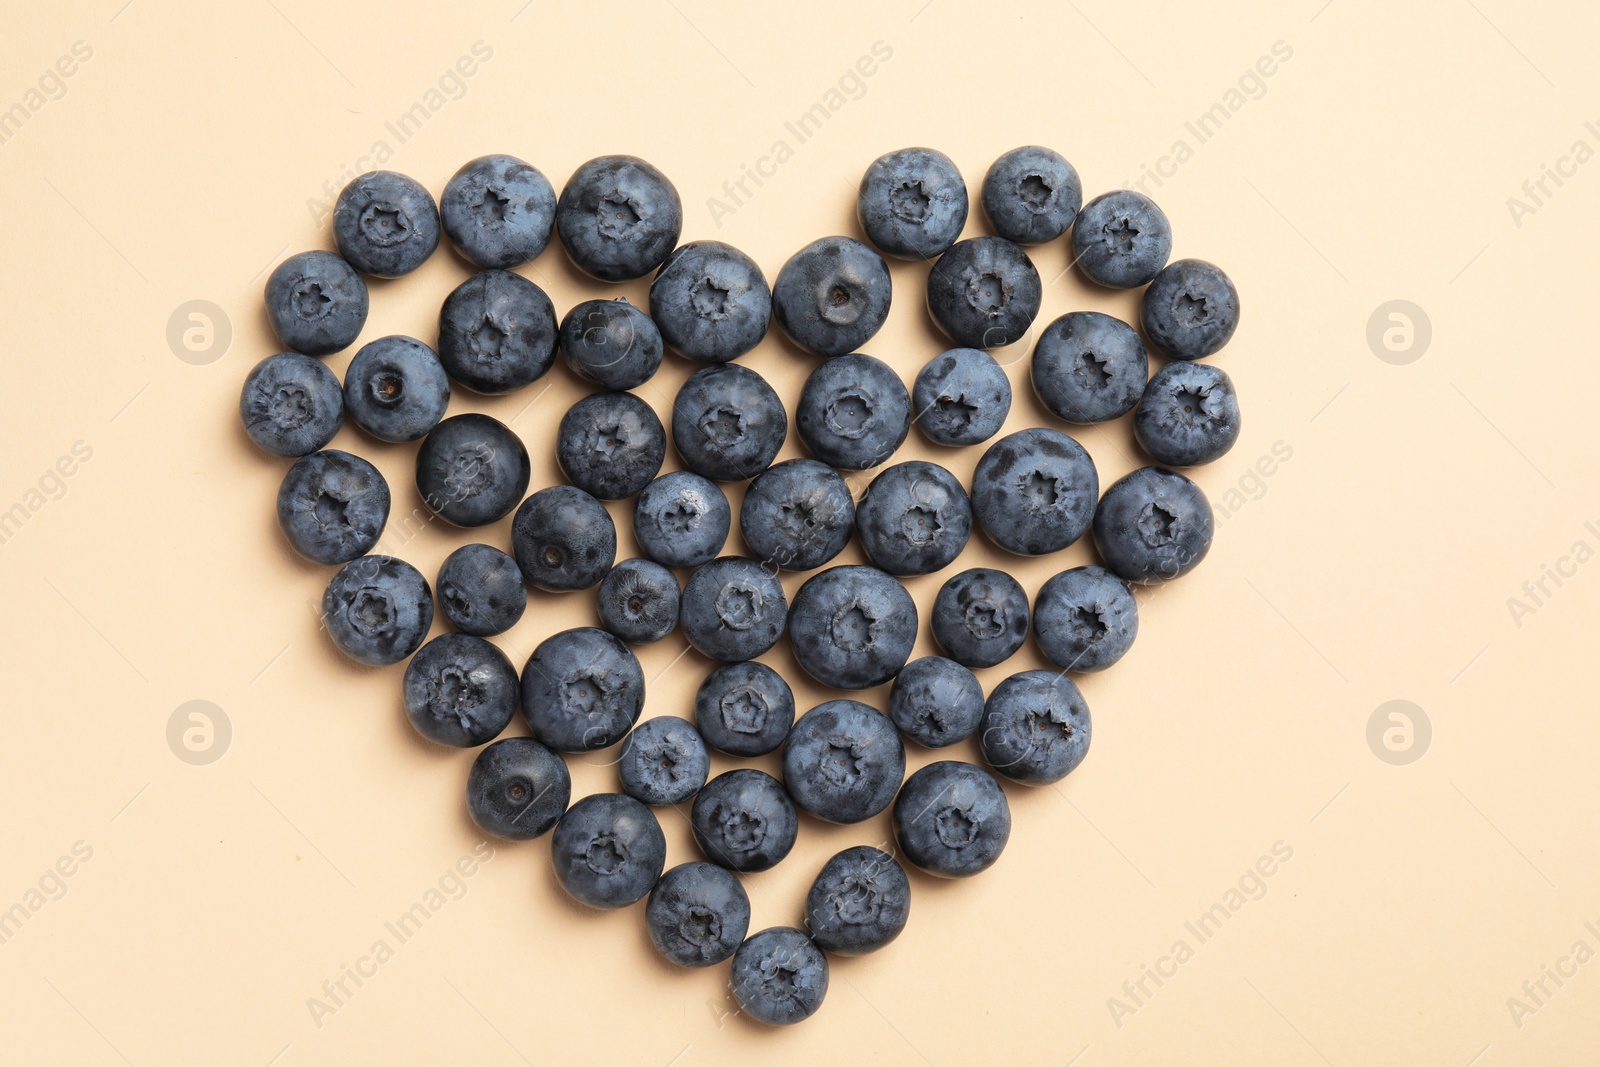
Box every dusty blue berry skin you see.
[926,237,1041,350]
[437,269,559,395]
[1133,361,1241,467]
[241,353,345,457]
[680,557,788,662]
[343,335,450,443]
[855,460,972,576]
[694,661,795,757]
[333,171,440,278]
[596,558,680,645]
[981,670,1092,786]
[782,700,905,824]
[647,861,751,968]
[796,353,910,470]
[402,633,519,747]
[559,298,663,391]
[650,241,771,364]
[436,544,526,637]
[1033,565,1138,672]
[787,566,918,690]
[511,485,617,592]
[521,627,644,752]
[731,927,829,1026]
[633,471,729,568]
[264,251,368,356]
[857,147,969,260]
[617,716,710,806]
[1031,311,1149,424]
[981,145,1082,246]
[772,236,892,357]
[931,567,1030,670]
[466,736,571,841]
[440,154,557,270]
[1071,189,1172,289]
[970,427,1099,556]
[1091,466,1213,584]
[892,760,1010,878]
[551,793,667,909]
[671,363,787,482]
[888,656,984,748]
[912,348,1011,447]
[739,459,855,572]
[321,555,434,667]
[556,155,683,282]
[805,846,910,955]
[277,450,390,565]
[415,413,530,527]
[1141,258,1240,360]
[691,769,798,873]
[555,391,666,501]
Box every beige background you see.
[3,0,1597,1063]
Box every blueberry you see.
[333,171,439,278]
[520,627,643,751]
[671,363,787,482]
[263,250,368,356]
[402,633,518,747]
[980,670,1091,785]
[787,566,918,690]
[772,236,892,357]
[782,700,905,824]
[730,927,828,1026]
[551,793,666,909]
[1071,190,1171,289]
[857,147,968,260]
[439,153,557,269]
[556,391,666,500]
[559,298,663,391]
[694,661,795,757]
[276,450,390,565]
[415,413,530,527]
[647,862,751,968]
[679,557,787,662]
[888,656,984,748]
[892,760,1010,878]
[692,769,797,872]
[1133,361,1241,467]
[436,543,526,637]
[438,269,558,394]
[650,240,772,364]
[466,736,571,840]
[321,555,433,666]
[1033,565,1138,672]
[596,558,680,644]
[911,348,1011,447]
[796,353,910,470]
[930,567,1030,669]
[1141,258,1240,360]
[970,427,1098,555]
[926,236,1041,350]
[855,460,972,576]
[738,459,855,572]
[980,146,1082,246]
[556,155,683,281]
[617,716,709,806]
[240,353,344,457]
[804,846,910,956]
[342,335,450,443]
[633,471,730,568]
[1092,466,1213,584]
[510,485,617,591]
[1030,311,1149,424]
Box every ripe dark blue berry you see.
[559,298,663,391]
[888,656,984,748]
[1071,190,1171,289]
[321,555,433,666]
[1092,466,1213,584]
[241,353,344,457]
[1141,258,1239,360]
[333,171,439,278]
[679,557,787,662]
[787,566,918,690]
[1031,311,1149,424]
[981,146,1082,246]
[556,155,683,281]
[551,793,666,909]
[342,335,450,443]
[617,716,709,806]
[970,427,1098,555]
[436,543,526,637]
[415,413,530,527]
[796,353,910,470]
[857,147,968,260]
[1033,565,1138,672]
[511,485,617,592]
[466,736,571,840]
[855,460,972,576]
[633,471,730,568]
[772,236,892,357]
[264,250,368,356]
[980,670,1091,785]
[911,347,1011,447]
[804,846,910,956]
[555,390,666,500]
[646,861,751,968]
[931,567,1030,669]
[1133,361,1241,467]
[277,449,389,565]
[440,154,556,270]
[926,236,1040,350]
[739,459,855,572]
[402,633,518,747]
[691,769,798,873]
[520,627,644,751]
[595,558,680,644]
[437,269,558,394]
[893,760,1010,878]
[730,927,828,1026]
[694,661,795,757]
[650,240,771,364]
[782,700,905,824]
[671,363,787,482]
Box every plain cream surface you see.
[3,1,1597,1063]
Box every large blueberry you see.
[782,700,905,824]
[276,449,389,565]
[1092,466,1213,584]
[1033,565,1138,672]
[694,661,795,757]
[466,736,570,840]
[1031,311,1149,424]
[438,269,558,394]
[926,237,1040,350]
[888,656,984,748]
[911,348,1011,447]
[617,715,709,806]
[402,633,518,747]
[321,555,433,666]
[263,250,368,356]
[1133,361,1241,467]
[556,391,666,500]
[691,769,797,873]
[772,236,892,357]
[892,760,1010,878]
[650,240,771,364]
[680,557,787,662]
[930,567,1029,669]
[333,171,439,277]
[796,353,910,470]
[739,459,855,572]
[510,485,617,591]
[980,145,1082,246]
[559,298,663,391]
[970,427,1098,555]
[980,670,1091,785]
[520,627,644,751]
[439,153,556,270]
[415,413,530,527]
[556,155,682,281]
[787,566,918,690]
[551,793,666,909]
[804,846,910,956]
[730,927,828,1026]
[1071,190,1172,289]
[633,471,730,568]
[436,543,526,637]
[342,335,450,443]
[646,861,751,968]
[1141,258,1240,360]
[857,147,968,260]
[671,363,787,482]
[855,460,971,576]
[241,353,344,457]
[595,558,680,645]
